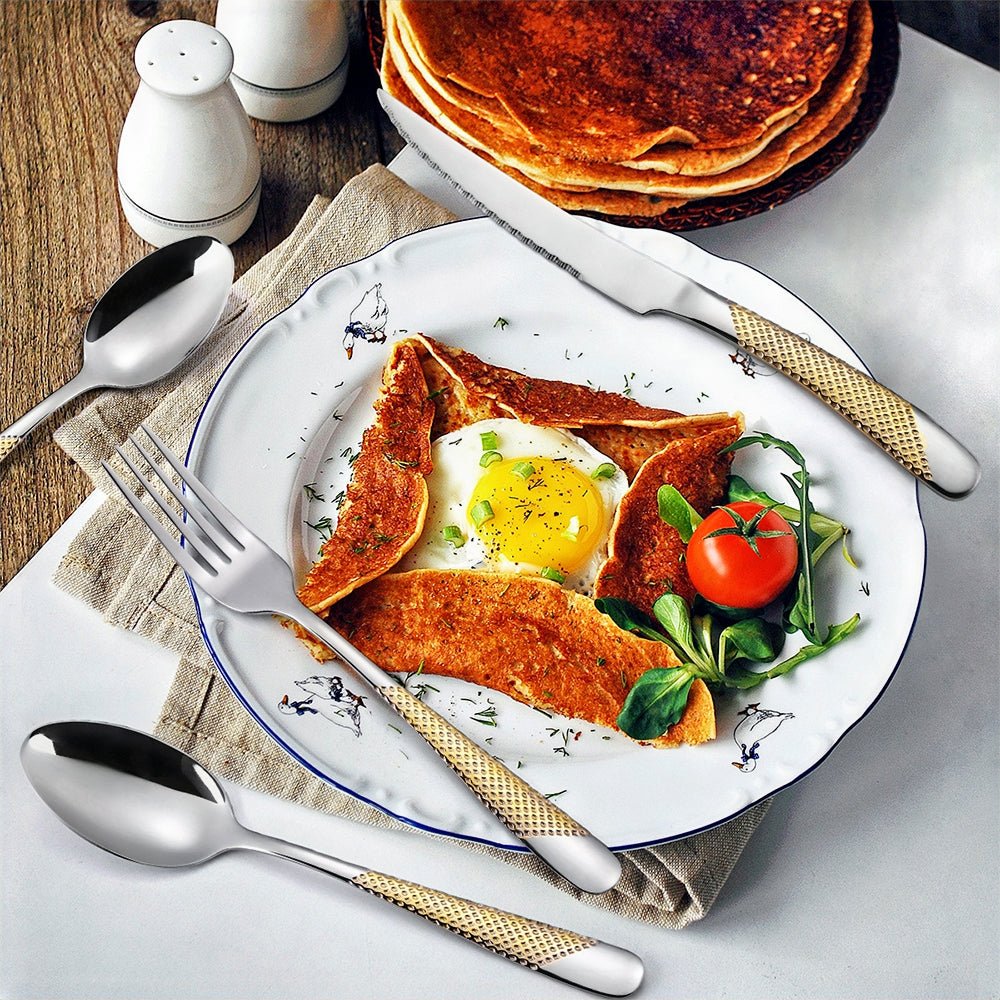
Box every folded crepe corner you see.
[296,339,434,614]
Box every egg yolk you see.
[467,457,606,573]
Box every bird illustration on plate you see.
[732,703,794,772]
[279,674,367,737]
[343,283,388,359]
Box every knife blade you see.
[378,90,980,500]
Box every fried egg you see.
[397,418,628,594]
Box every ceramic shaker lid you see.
[134,20,234,98]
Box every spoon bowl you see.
[21,721,644,996]
[21,721,235,867]
[1,237,233,463]
[82,236,234,387]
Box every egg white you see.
[397,418,627,594]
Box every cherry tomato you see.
[686,501,799,609]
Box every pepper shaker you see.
[117,20,262,247]
[215,0,350,122]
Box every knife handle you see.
[730,304,980,499]
[376,684,623,894]
[351,869,643,996]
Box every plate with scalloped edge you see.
[185,216,925,851]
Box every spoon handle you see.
[350,870,643,996]
[247,833,642,996]
[1,370,96,465]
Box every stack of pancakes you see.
[380,0,874,218]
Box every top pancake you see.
[395,0,852,162]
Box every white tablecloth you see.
[2,26,997,1000]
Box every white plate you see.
[186,217,925,851]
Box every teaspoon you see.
[1,236,233,464]
[21,721,644,996]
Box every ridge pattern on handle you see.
[1,436,21,462]
[731,305,932,480]
[378,684,587,839]
[352,870,595,967]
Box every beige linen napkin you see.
[52,164,769,928]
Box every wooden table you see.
[0,0,403,587]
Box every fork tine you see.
[125,435,234,563]
[138,423,250,545]
[102,460,216,587]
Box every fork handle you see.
[298,610,622,894]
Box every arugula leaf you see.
[656,485,703,542]
[723,614,861,688]
[727,435,823,642]
[616,667,696,740]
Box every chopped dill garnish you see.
[303,483,325,502]
[494,316,509,329]
[471,706,498,727]
[306,516,334,542]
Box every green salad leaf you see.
[617,668,696,740]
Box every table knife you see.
[378,90,980,500]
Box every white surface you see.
[2,26,998,1000]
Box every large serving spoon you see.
[1,236,233,464]
[21,721,643,996]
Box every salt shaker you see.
[215,0,350,122]
[117,19,262,247]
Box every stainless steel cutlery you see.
[104,424,623,896]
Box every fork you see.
[104,425,623,894]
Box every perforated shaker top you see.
[134,20,234,98]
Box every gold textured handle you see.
[353,870,593,966]
[377,687,623,890]
[378,684,585,839]
[0,436,21,463]
[731,304,934,479]
[303,613,621,891]
[351,869,644,994]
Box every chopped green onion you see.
[591,462,617,480]
[511,460,535,479]
[479,450,502,468]
[471,500,495,527]
[540,566,566,584]
[480,430,499,452]
[561,515,583,541]
[442,525,465,548]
